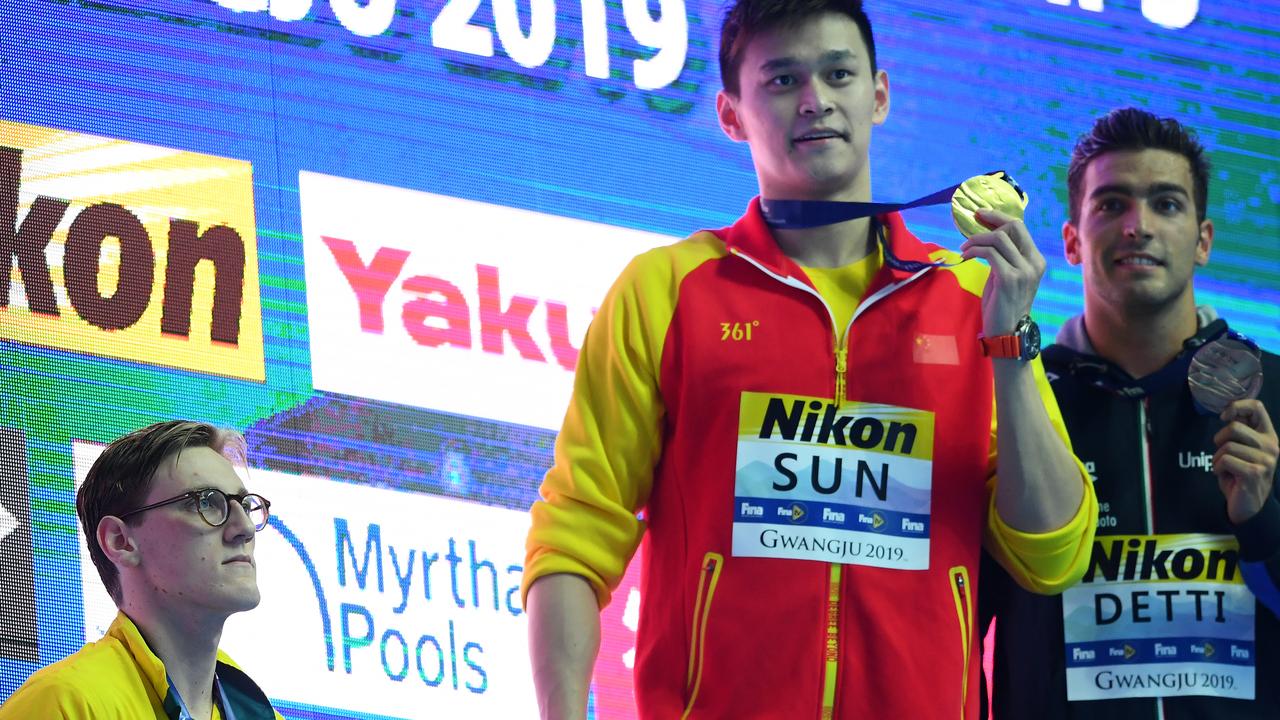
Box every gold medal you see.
[951,171,1029,238]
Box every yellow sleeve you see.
[983,353,1098,595]
[522,235,724,608]
[0,674,87,719]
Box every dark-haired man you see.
[523,1,1097,717]
[982,108,1280,719]
[0,421,282,719]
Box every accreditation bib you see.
[731,392,935,570]
[1062,534,1255,701]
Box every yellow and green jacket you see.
[0,612,281,719]
[525,201,1097,719]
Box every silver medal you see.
[1187,336,1263,414]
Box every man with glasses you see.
[0,420,282,719]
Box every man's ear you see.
[98,516,141,569]
[1063,220,1082,265]
[717,90,747,142]
[1195,218,1213,267]
[871,69,890,125]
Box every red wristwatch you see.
[979,315,1041,361]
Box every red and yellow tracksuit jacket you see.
[525,200,1097,719]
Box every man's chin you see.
[805,163,861,190]
[224,586,262,613]
[1108,285,1181,312]
[772,171,857,200]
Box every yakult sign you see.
[300,172,673,429]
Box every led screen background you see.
[1,0,1277,717]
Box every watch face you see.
[1020,318,1041,360]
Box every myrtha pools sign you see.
[74,443,538,718]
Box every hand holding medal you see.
[954,171,1046,340]
[1189,335,1263,414]
[1193,334,1279,525]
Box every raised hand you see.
[1215,399,1280,525]
[959,208,1047,337]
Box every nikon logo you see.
[757,398,918,455]
[0,123,264,380]
[1084,538,1239,583]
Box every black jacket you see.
[982,311,1280,720]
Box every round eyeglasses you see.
[118,488,271,531]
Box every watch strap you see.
[980,333,1021,358]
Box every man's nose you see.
[1123,204,1155,239]
[798,79,834,117]
[224,500,256,543]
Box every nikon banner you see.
[1062,534,1255,701]
[731,392,935,570]
[0,121,265,381]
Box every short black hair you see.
[719,0,877,96]
[1067,107,1211,224]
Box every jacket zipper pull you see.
[835,347,848,408]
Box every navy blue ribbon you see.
[759,175,1012,273]
[759,184,960,230]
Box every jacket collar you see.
[108,612,278,720]
[1045,306,1227,398]
[710,197,936,287]
[108,612,172,713]
[1054,305,1221,355]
